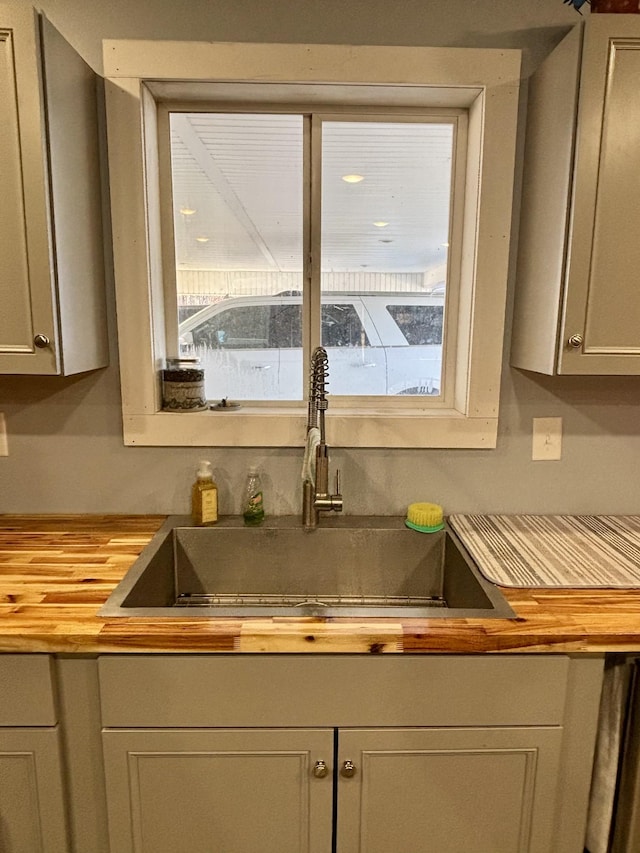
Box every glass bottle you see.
[242,466,265,526]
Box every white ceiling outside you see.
[169,112,453,284]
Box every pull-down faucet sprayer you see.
[302,346,343,528]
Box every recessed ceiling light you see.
[342,174,364,183]
[379,239,393,244]
[373,221,389,228]
[195,236,209,243]
[180,206,196,216]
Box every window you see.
[104,41,521,447]
[165,111,456,403]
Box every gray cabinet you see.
[0,5,107,375]
[0,655,69,853]
[102,724,561,853]
[102,728,334,853]
[511,17,640,375]
[337,727,562,853]
[98,654,602,853]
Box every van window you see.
[183,298,376,400]
[270,304,302,348]
[189,301,371,354]
[192,306,270,349]
[387,305,443,346]
[322,304,369,348]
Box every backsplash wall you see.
[2,0,640,516]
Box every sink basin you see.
[99,516,514,619]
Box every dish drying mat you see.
[449,514,640,588]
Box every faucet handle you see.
[330,469,343,514]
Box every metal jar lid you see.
[165,356,201,369]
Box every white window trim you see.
[103,41,521,448]
[160,104,464,412]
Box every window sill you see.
[122,409,498,448]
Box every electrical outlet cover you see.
[532,417,562,461]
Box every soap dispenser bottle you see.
[191,460,218,526]
[242,466,265,526]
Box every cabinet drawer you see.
[0,654,57,725]
[99,654,569,728]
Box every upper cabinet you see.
[0,5,107,375]
[512,16,640,375]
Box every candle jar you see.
[161,357,207,412]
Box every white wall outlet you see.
[0,413,7,456]
[532,417,562,461]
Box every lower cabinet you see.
[97,653,603,853]
[0,653,603,853]
[0,654,69,853]
[102,728,334,853]
[337,727,562,853]
[0,728,69,853]
[102,724,562,853]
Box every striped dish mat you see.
[449,515,640,588]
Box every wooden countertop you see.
[1,514,640,654]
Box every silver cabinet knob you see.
[341,760,356,778]
[34,334,50,349]
[567,333,583,349]
[313,760,328,778]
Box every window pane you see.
[170,113,304,400]
[320,120,453,397]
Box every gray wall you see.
[2,0,640,517]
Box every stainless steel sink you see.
[99,516,515,619]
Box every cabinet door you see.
[0,5,107,376]
[0,727,69,853]
[0,5,57,373]
[102,728,334,853]
[561,17,640,374]
[336,727,562,853]
[512,18,640,376]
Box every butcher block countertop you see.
[1,514,640,654]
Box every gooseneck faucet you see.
[302,346,343,528]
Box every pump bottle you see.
[191,460,218,526]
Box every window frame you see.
[104,40,521,448]
[161,104,462,409]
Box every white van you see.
[178,292,444,401]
